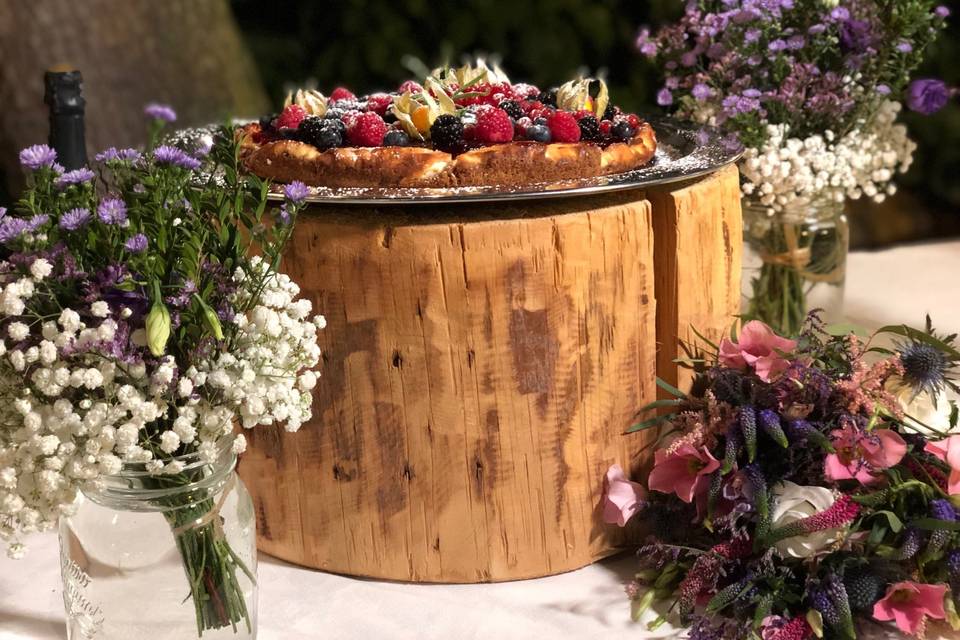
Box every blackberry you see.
[498,100,524,121]
[430,114,465,153]
[844,569,885,612]
[315,126,343,149]
[383,130,410,146]
[297,116,327,145]
[602,104,616,121]
[611,121,637,142]
[577,115,601,142]
[538,89,558,107]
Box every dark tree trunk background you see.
[0,0,269,199]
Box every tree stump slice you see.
[238,164,742,582]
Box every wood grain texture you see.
[239,193,659,582]
[648,163,743,396]
[239,166,743,582]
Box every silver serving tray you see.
[174,118,741,205]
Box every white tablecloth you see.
[2,240,960,640]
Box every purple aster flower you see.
[897,41,914,54]
[787,35,806,50]
[0,218,30,244]
[936,6,951,18]
[283,180,310,204]
[809,24,828,35]
[97,198,128,225]
[839,19,873,53]
[656,88,674,106]
[55,168,96,189]
[144,103,177,123]
[59,207,92,231]
[876,84,891,96]
[0,207,6,220]
[769,39,788,52]
[830,7,850,21]
[95,147,142,163]
[744,28,761,43]
[635,27,657,57]
[19,144,58,170]
[26,214,49,232]
[692,83,713,101]
[123,233,148,253]
[907,78,952,115]
[153,145,201,171]
[277,204,293,225]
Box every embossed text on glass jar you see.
[59,440,257,639]
[741,197,849,336]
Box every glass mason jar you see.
[741,196,849,337]
[59,439,257,639]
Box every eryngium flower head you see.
[898,340,953,396]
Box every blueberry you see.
[383,130,410,146]
[533,117,548,127]
[611,121,637,142]
[525,124,551,143]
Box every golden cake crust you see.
[238,121,657,189]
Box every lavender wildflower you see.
[144,103,177,122]
[19,144,57,170]
[59,208,92,231]
[656,88,673,107]
[283,180,310,204]
[123,234,148,254]
[153,145,201,171]
[55,168,96,189]
[97,198,128,225]
[95,147,141,163]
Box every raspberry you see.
[347,112,387,146]
[474,108,514,144]
[575,109,595,121]
[398,80,423,94]
[275,104,306,130]
[626,113,641,128]
[599,120,613,137]
[329,87,356,102]
[365,93,393,115]
[546,111,581,143]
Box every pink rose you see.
[719,320,797,382]
[648,444,720,503]
[824,426,907,485]
[872,581,947,636]
[924,435,960,494]
[601,464,647,527]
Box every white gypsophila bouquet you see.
[0,105,323,634]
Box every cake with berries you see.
[239,63,657,190]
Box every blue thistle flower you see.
[895,319,959,398]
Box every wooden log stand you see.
[238,163,742,582]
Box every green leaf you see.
[655,377,686,398]
[626,413,676,434]
[825,322,869,337]
[876,324,960,359]
[870,510,904,533]
[910,518,960,531]
[636,399,685,413]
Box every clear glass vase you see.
[741,197,849,337]
[59,440,257,639]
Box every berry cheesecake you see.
[239,64,657,189]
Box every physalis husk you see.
[556,77,609,119]
[283,89,327,117]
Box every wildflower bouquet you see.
[604,314,960,639]
[637,1,950,335]
[0,108,324,633]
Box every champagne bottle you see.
[43,68,87,170]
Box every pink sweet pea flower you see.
[872,581,947,636]
[718,320,797,382]
[648,444,720,503]
[601,464,647,527]
[925,435,960,494]
[824,425,907,485]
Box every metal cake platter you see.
[173,118,741,205]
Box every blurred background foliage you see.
[232,0,960,247]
